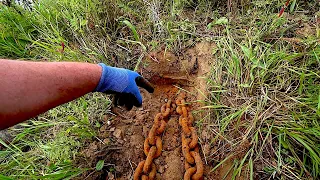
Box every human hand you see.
[94,63,154,110]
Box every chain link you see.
[134,94,203,180]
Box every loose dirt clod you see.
[113,129,122,139]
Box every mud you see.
[80,42,219,180]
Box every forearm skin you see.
[0,59,102,130]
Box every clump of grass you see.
[0,4,36,58]
[0,94,111,179]
[0,0,150,66]
[205,2,320,179]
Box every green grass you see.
[205,3,320,179]
[1,0,319,179]
[0,94,111,179]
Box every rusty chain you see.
[176,93,204,180]
[134,100,175,180]
[133,93,203,180]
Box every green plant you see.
[0,5,36,58]
[207,8,320,178]
[0,94,110,179]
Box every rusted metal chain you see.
[134,93,203,180]
[176,93,204,180]
[134,100,174,180]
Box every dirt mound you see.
[80,42,219,180]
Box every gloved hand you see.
[94,63,154,110]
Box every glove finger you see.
[113,94,120,107]
[132,92,141,107]
[135,76,154,93]
[118,94,126,106]
[131,87,143,107]
[125,94,134,111]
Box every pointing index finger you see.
[135,76,154,93]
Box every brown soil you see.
[79,42,234,180]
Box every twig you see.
[128,158,134,178]
[278,0,291,17]
[84,170,96,180]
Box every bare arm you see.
[0,59,101,129]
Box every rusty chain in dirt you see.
[133,100,175,180]
[176,93,204,180]
[133,93,203,180]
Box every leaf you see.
[239,84,250,88]
[290,133,320,162]
[318,93,320,110]
[95,121,101,128]
[317,92,320,115]
[80,20,88,26]
[233,55,241,78]
[207,17,228,29]
[279,134,289,149]
[249,158,253,180]
[201,105,230,109]
[215,17,228,25]
[0,174,13,180]
[96,160,105,171]
[298,71,305,95]
[240,45,252,59]
[290,0,296,13]
[67,115,77,121]
[250,65,257,81]
[122,20,140,42]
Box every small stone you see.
[115,166,122,172]
[164,165,168,169]
[156,173,162,179]
[107,172,115,180]
[110,127,115,132]
[159,166,165,173]
[113,129,122,139]
[107,121,111,125]
[201,129,209,140]
[203,144,210,155]
[154,159,160,164]
[99,124,108,132]
[103,138,111,145]
[143,126,149,136]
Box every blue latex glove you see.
[94,63,154,110]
